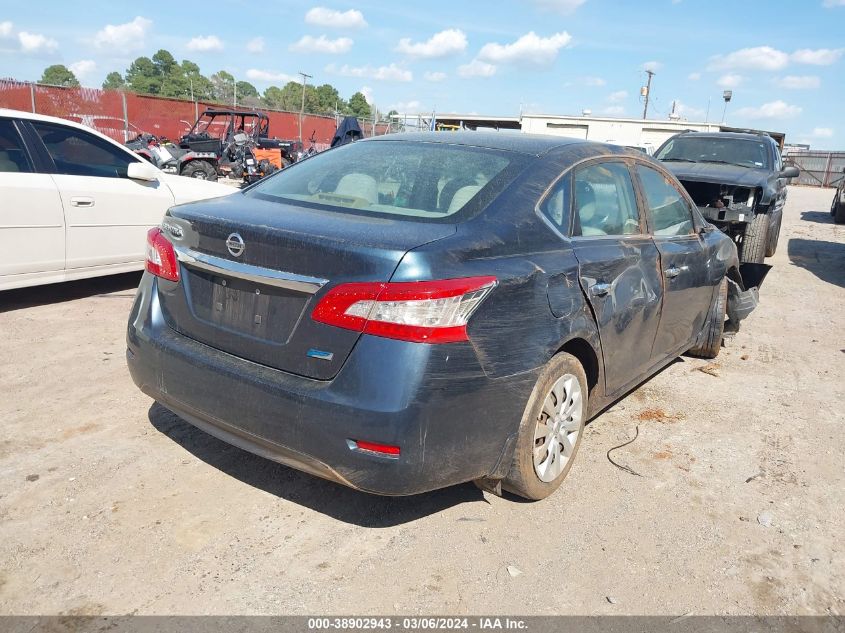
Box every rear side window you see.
[573,162,640,237]
[31,121,135,178]
[539,173,571,234]
[247,141,522,221]
[636,165,694,237]
[0,119,32,173]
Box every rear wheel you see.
[740,213,769,264]
[834,195,845,225]
[181,160,218,181]
[503,353,587,500]
[688,277,727,359]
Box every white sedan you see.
[0,108,233,291]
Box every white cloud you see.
[360,86,373,103]
[607,90,627,102]
[531,0,586,13]
[290,35,353,54]
[18,31,58,54]
[186,35,223,52]
[390,100,422,112]
[396,29,467,59]
[734,100,802,120]
[600,106,625,116]
[675,101,706,120]
[708,46,790,71]
[69,60,96,79]
[582,76,606,86]
[93,16,151,51]
[791,48,844,65]
[823,0,845,5]
[812,127,834,137]
[717,73,743,88]
[688,72,701,81]
[457,59,497,77]
[245,69,296,83]
[478,31,572,65]
[246,37,264,53]
[642,60,663,72]
[775,75,820,89]
[0,21,13,38]
[305,7,367,29]
[424,71,447,82]
[326,63,412,82]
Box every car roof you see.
[365,131,596,156]
[675,131,772,142]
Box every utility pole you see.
[642,70,655,119]
[298,71,312,146]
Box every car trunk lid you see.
[157,195,456,380]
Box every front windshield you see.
[245,140,520,221]
[656,136,771,169]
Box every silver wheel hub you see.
[533,373,583,483]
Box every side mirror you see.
[779,165,799,179]
[127,161,159,182]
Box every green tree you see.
[348,92,371,119]
[40,65,79,87]
[236,81,258,99]
[314,83,344,115]
[210,70,235,104]
[182,60,212,101]
[263,86,285,109]
[125,56,160,94]
[102,72,126,90]
[151,49,177,77]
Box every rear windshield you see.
[246,140,523,221]
[656,136,771,169]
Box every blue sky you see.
[1,0,844,147]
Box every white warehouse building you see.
[393,113,784,152]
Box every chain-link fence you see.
[0,79,391,150]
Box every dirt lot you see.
[0,186,842,616]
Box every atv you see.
[128,109,292,183]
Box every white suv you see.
[0,108,233,291]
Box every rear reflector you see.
[311,276,497,343]
[145,227,179,282]
[352,439,401,456]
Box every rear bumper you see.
[126,273,537,495]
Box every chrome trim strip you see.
[174,247,327,294]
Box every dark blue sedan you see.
[127,132,760,500]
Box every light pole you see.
[298,71,312,146]
[721,90,733,124]
[642,70,655,120]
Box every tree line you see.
[39,50,383,120]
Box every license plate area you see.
[186,268,309,345]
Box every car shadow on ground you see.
[0,272,142,313]
[788,238,845,288]
[800,210,835,224]
[148,403,487,527]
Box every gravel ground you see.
[0,185,842,616]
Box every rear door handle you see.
[590,282,611,297]
[664,266,681,279]
[70,197,95,207]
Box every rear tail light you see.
[145,227,179,282]
[312,276,497,343]
[349,439,401,457]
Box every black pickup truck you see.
[655,131,799,263]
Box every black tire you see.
[503,353,588,501]
[834,197,845,225]
[765,213,781,257]
[181,160,218,181]
[688,277,727,359]
[740,213,769,264]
